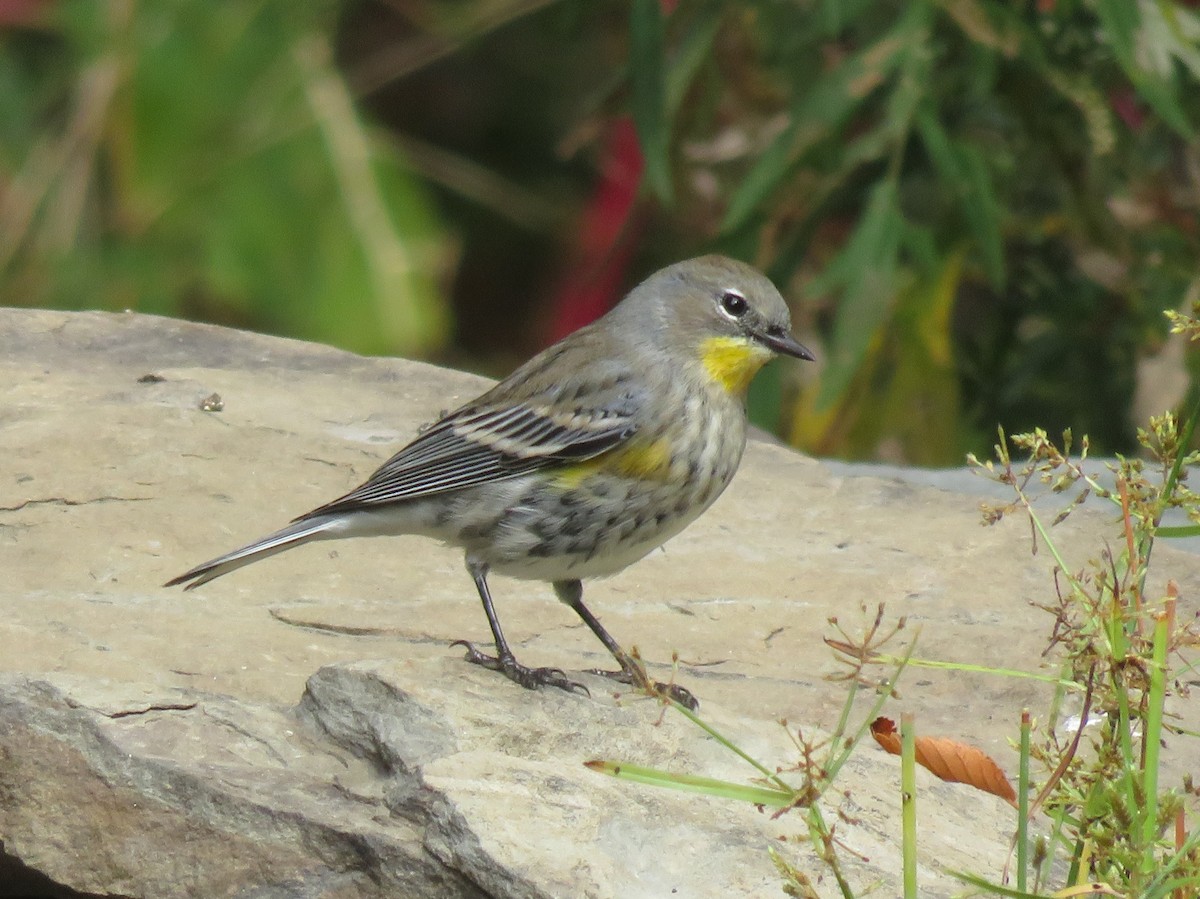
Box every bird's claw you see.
[451,640,589,697]
[585,666,699,712]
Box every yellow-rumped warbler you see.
[166,255,813,707]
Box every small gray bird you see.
[167,255,814,708]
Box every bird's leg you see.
[452,559,587,696]
[553,580,698,711]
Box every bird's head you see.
[618,255,815,395]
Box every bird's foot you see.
[451,640,589,697]
[587,664,699,712]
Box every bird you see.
[166,255,814,708]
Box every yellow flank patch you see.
[551,462,596,490]
[553,438,674,489]
[611,438,673,479]
[700,336,772,394]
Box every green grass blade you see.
[664,7,719,118]
[823,629,918,787]
[948,869,1059,897]
[879,655,1079,688]
[901,712,918,899]
[719,7,925,233]
[1153,525,1200,538]
[1018,710,1031,892]
[629,0,672,203]
[583,759,794,807]
[665,697,792,791]
[1145,824,1200,893]
[1139,609,1169,871]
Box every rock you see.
[0,308,1196,897]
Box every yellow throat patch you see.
[700,336,773,395]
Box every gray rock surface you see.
[1,308,1196,898]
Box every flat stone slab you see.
[1,308,1196,897]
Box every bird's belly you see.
[459,404,747,581]
[479,479,720,580]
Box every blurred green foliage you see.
[4,0,1200,465]
[0,0,449,355]
[628,0,1200,462]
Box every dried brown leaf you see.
[870,717,1017,805]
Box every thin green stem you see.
[877,655,1079,688]
[807,804,856,899]
[950,869,1077,897]
[583,760,793,806]
[1158,392,1200,518]
[667,699,791,792]
[823,633,918,790]
[1139,608,1170,871]
[1040,801,1072,892]
[1104,587,1143,830]
[1145,827,1200,894]
[827,678,860,751]
[901,712,918,899]
[1113,675,1140,816]
[1011,484,1086,597]
[1017,710,1031,893]
[1142,391,1200,573]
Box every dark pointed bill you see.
[759,328,816,361]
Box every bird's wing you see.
[298,395,638,518]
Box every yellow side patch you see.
[553,438,674,489]
[700,336,772,395]
[551,462,597,490]
[611,438,673,479]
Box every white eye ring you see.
[718,289,748,319]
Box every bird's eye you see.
[719,290,748,319]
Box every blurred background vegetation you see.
[2,0,1199,465]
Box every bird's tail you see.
[164,514,345,591]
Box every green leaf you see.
[816,0,878,37]
[1155,524,1200,538]
[810,180,904,411]
[720,7,928,233]
[1095,0,1139,70]
[665,6,720,118]
[1150,878,1200,899]
[916,109,1004,288]
[630,0,673,203]
[947,870,1058,898]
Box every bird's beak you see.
[760,328,816,362]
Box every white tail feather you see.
[164,515,343,590]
